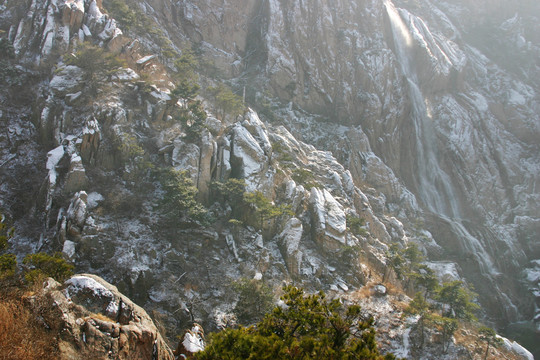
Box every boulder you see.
[174,324,205,358]
[79,119,100,165]
[309,188,347,250]
[30,274,175,360]
[64,153,88,193]
[66,191,88,238]
[276,217,304,277]
[172,141,200,183]
[197,130,217,203]
[230,123,269,192]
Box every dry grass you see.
[0,288,59,360]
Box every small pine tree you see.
[65,42,125,93]
[0,213,16,280]
[172,49,201,103]
[158,168,208,224]
[197,286,397,360]
[405,292,432,349]
[433,315,458,353]
[346,214,368,237]
[243,191,293,230]
[232,278,274,325]
[207,83,244,120]
[478,326,503,360]
[0,254,17,280]
[22,252,74,283]
[436,280,479,321]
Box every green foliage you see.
[117,134,154,182]
[271,141,294,163]
[435,280,480,321]
[291,168,319,190]
[177,100,207,141]
[384,244,406,281]
[158,168,208,224]
[197,286,396,360]
[405,292,458,351]
[65,42,125,93]
[405,292,432,349]
[104,0,178,61]
[172,49,200,101]
[0,214,16,280]
[211,178,246,206]
[0,37,15,59]
[22,252,74,283]
[104,0,138,32]
[384,243,438,297]
[244,191,294,230]
[0,254,17,280]
[0,215,14,252]
[0,37,19,85]
[433,315,458,353]
[478,326,503,360]
[339,245,361,265]
[232,278,274,325]
[406,263,439,299]
[346,214,368,238]
[207,83,244,120]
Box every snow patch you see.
[46,145,65,188]
[498,335,534,360]
[87,192,104,209]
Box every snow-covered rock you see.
[309,188,347,249]
[276,217,303,276]
[29,274,175,360]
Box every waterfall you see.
[384,0,460,218]
[384,1,513,318]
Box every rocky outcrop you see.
[276,217,303,277]
[309,188,347,250]
[174,324,205,358]
[11,0,123,64]
[29,274,174,360]
[2,0,539,356]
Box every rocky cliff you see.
[28,274,175,360]
[0,0,538,357]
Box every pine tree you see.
[197,286,397,360]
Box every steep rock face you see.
[1,0,539,356]
[30,274,174,360]
[141,0,540,332]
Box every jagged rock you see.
[66,191,88,238]
[174,324,205,358]
[112,68,140,82]
[230,123,269,192]
[79,118,100,165]
[309,188,347,250]
[276,217,303,277]
[241,109,273,156]
[215,137,231,181]
[61,0,85,32]
[64,153,88,193]
[197,130,217,203]
[204,116,223,136]
[50,66,84,95]
[29,274,174,360]
[172,141,200,182]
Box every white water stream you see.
[384,1,502,282]
[384,1,460,218]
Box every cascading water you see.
[383,0,518,320]
[384,0,460,219]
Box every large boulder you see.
[30,274,175,360]
[309,188,347,250]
